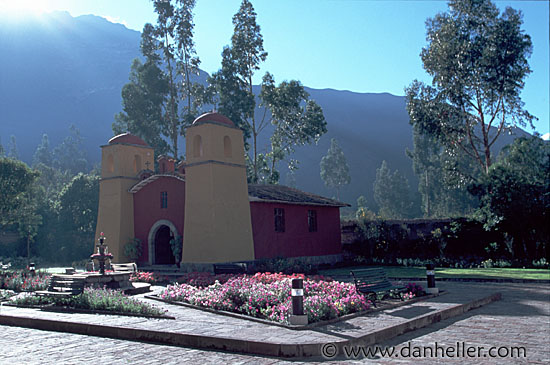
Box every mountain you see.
[0,11,141,159]
[0,12,531,211]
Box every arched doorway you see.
[147,220,179,266]
[154,225,175,265]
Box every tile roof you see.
[129,174,185,193]
[248,184,350,207]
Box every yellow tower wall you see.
[183,121,255,263]
[95,142,154,263]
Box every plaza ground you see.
[0,280,548,363]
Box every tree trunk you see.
[249,74,258,182]
[27,234,30,266]
[425,171,431,217]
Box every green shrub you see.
[124,238,142,262]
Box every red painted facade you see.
[133,176,185,264]
[132,177,342,263]
[249,202,342,259]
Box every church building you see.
[95,112,347,266]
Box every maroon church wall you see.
[133,177,185,264]
[250,202,342,259]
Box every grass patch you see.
[321,266,550,281]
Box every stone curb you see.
[0,292,501,358]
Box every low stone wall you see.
[83,272,132,290]
[176,254,344,273]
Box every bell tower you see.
[183,112,255,263]
[95,133,154,262]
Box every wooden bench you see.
[350,267,406,307]
[111,263,137,273]
[213,263,247,275]
[35,274,87,297]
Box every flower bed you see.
[130,271,158,284]
[0,270,50,292]
[10,286,168,318]
[159,272,372,324]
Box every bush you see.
[249,257,318,275]
[0,270,50,291]
[124,238,142,262]
[348,218,513,266]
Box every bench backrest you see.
[213,263,247,275]
[350,267,394,292]
[111,263,137,273]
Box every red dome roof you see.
[108,133,148,146]
[193,112,235,127]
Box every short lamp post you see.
[426,263,439,295]
[289,278,308,326]
[29,262,36,275]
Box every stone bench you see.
[36,274,87,297]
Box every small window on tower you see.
[107,154,114,173]
[308,210,318,232]
[274,208,285,232]
[160,191,168,209]
[133,154,141,173]
[224,136,232,157]
[194,135,203,157]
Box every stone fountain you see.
[91,232,112,275]
[85,232,132,290]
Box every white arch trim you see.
[147,219,179,265]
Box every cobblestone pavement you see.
[0,282,548,364]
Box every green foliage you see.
[407,126,478,217]
[53,173,99,262]
[2,128,97,265]
[209,0,267,182]
[405,0,535,176]
[169,235,182,262]
[0,270,50,291]
[8,135,19,160]
[116,0,203,160]
[113,58,170,156]
[320,139,351,200]
[250,257,318,275]
[32,134,53,167]
[350,218,513,265]
[0,157,39,228]
[208,1,326,184]
[355,195,377,220]
[470,137,549,260]
[373,160,414,219]
[124,238,142,262]
[52,125,90,175]
[258,73,327,183]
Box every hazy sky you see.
[1,0,548,135]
